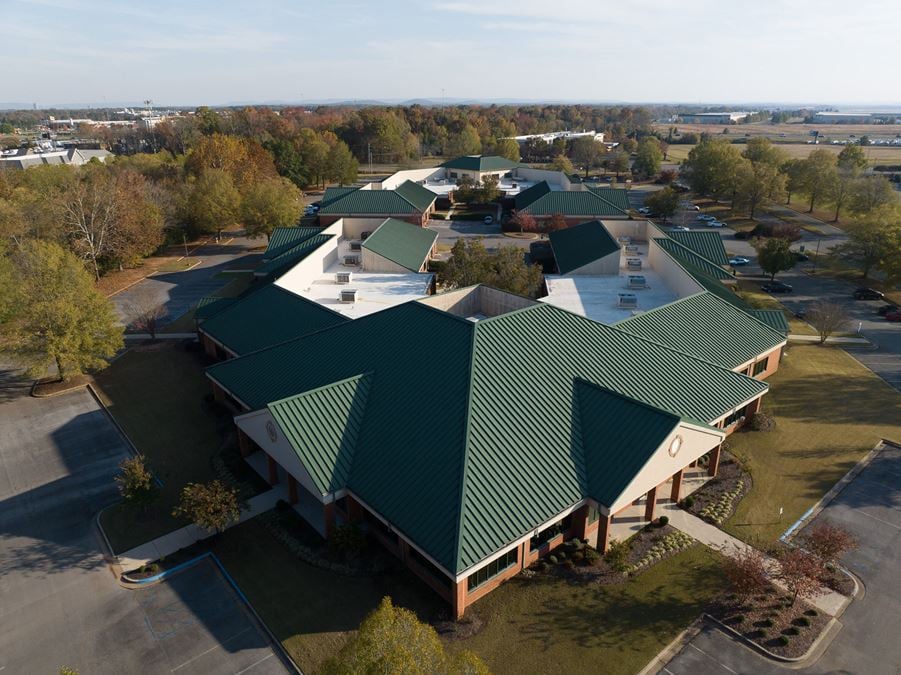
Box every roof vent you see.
[628,275,647,289]
[618,293,638,308]
[342,255,360,266]
[335,271,352,284]
[617,236,631,245]
[624,244,639,253]
[626,258,642,270]
[339,289,358,303]
[350,241,362,252]
[361,231,371,240]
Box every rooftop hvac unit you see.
[335,271,353,284]
[617,236,631,245]
[628,275,648,289]
[339,289,358,303]
[361,231,371,240]
[342,255,360,266]
[626,258,642,270]
[618,293,638,309]
[350,241,362,252]
[624,244,639,253]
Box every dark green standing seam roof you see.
[194,296,238,322]
[666,230,730,266]
[361,218,438,272]
[254,234,334,278]
[319,181,436,216]
[268,373,372,494]
[548,220,620,274]
[200,284,349,356]
[440,155,523,172]
[587,186,632,212]
[750,309,789,335]
[615,292,786,370]
[654,237,734,281]
[320,186,357,208]
[513,180,553,211]
[207,300,767,575]
[685,267,753,311]
[263,226,322,260]
[515,181,629,217]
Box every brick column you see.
[266,454,279,485]
[212,383,225,404]
[746,397,762,415]
[708,444,722,477]
[597,514,612,554]
[569,504,591,540]
[237,428,252,458]
[644,485,658,521]
[324,502,336,537]
[453,579,467,620]
[287,475,299,505]
[670,469,684,502]
[346,496,364,523]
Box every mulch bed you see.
[683,450,752,525]
[32,375,93,397]
[708,584,830,659]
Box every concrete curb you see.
[85,383,142,458]
[704,612,841,665]
[637,616,706,675]
[30,378,87,398]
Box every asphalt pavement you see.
[0,388,286,673]
[662,443,901,675]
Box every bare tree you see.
[807,300,850,344]
[125,284,167,339]
[61,171,117,280]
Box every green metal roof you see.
[319,181,436,216]
[208,299,766,575]
[199,284,348,355]
[654,237,734,281]
[666,230,729,266]
[685,267,752,311]
[195,296,238,322]
[320,186,357,208]
[268,373,372,494]
[586,186,632,212]
[548,220,620,274]
[440,155,522,172]
[361,218,438,272]
[254,234,334,278]
[514,181,629,217]
[263,227,322,260]
[750,309,789,335]
[616,292,786,369]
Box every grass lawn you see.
[210,518,722,674]
[723,345,901,545]
[95,343,234,551]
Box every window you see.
[467,549,518,591]
[588,505,600,524]
[752,358,768,377]
[724,405,748,427]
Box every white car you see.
[697,214,715,221]
[707,220,725,228]
[638,207,651,214]
[669,226,690,232]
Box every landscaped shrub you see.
[548,555,558,565]
[562,559,575,570]
[795,616,811,627]
[762,618,774,627]
[571,550,584,563]
[680,495,695,509]
[730,615,745,624]
[557,550,567,560]
[748,411,775,432]
[784,626,800,636]
[657,515,669,527]
[604,539,631,573]
[583,547,600,565]
[328,523,367,561]
[778,635,790,646]
[699,479,746,524]
[805,609,818,617]
[757,628,768,638]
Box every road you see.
[111,233,263,330]
[0,387,287,673]
[662,443,901,675]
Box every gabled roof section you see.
[666,230,729,266]
[516,184,629,217]
[199,284,349,356]
[263,226,322,260]
[440,155,522,172]
[254,234,334,278]
[549,220,620,274]
[654,237,734,281]
[587,186,632,212]
[393,180,438,211]
[576,381,680,506]
[750,309,789,335]
[361,218,438,272]
[686,268,753,312]
[615,292,786,369]
[194,295,238,322]
[268,373,373,494]
[319,182,435,216]
[320,186,357,208]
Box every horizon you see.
[3,0,900,108]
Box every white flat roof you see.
[421,177,561,197]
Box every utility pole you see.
[368,142,373,175]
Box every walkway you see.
[788,334,870,345]
[660,502,849,617]
[116,486,285,571]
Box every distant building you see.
[678,112,755,124]
[506,130,605,145]
[0,147,111,169]
[812,111,899,124]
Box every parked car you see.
[697,214,715,221]
[762,281,793,293]
[878,304,899,316]
[708,220,725,228]
[854,287,885,300]
[886,310,901,322]
[793,252,810,262]
[483,215,494,224]
[728,257,750,266]
[669,226,690,232]
[638,207,651,214]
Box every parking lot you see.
[0,388,287,673]
[662,442,901,674]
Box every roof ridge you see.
[267,371,374,409]
[582,188,628,214]
[613,290,710,325]
[655,236,735,279]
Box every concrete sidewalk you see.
[116,485,285,571]
[788,333,870,345]
[661,502,849,616]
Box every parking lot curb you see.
[637,616,706,675]
[704,613,842,666]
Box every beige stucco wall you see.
[362,248,416,274]
[566,249,621,275]
[600,219,647,242]
[647,239,705,298]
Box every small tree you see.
[644,187,680,223]
[172,480,243,533]
[777,548,824,606]
[722,546,770,602]
[550,154,574,174]
[541,213,568,236]
[322,597,488,675]
[125,284,166,339]
[508,211,538,234]
[807,301,850,344]
[115,455,158,511]
[800,522,857,567]
[756,238,796,280]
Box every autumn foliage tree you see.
[721,546,770,602]
[322,597,488,675]
[800,522,857,567]
[172,480,244,533]
[115,455,159,511]
[542,213,568,236]
[777,548,824,606]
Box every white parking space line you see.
[234,653,275,674]
[853,508,901,531]
[170,627,253,671]
[688,644,739,674]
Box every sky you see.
[2,0,900,108]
